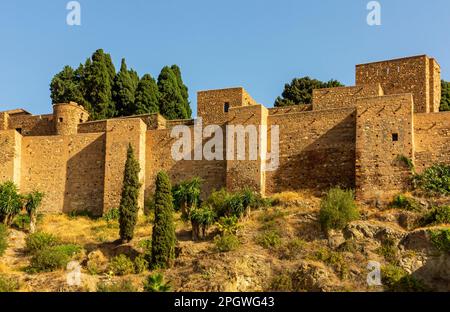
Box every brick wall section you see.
[312,84,383,110]
[103,119,146,213]
[20,133,105,214]
[355,55,438,113]
[0,130,22,186]
[355,94,414,201]
[414,112,450,172]
[266,108,356,194]
[78,120,107,133]
[226,104,268,195]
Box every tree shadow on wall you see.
[269,113,356,194]
[63,134,106,217]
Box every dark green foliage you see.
[413,164,450,195]
[172,177,202,219]
[441,80,450,111]
[390,194,421,212]
[429,229,450,253]
[24,191,44,216]
[28,247,71,272]
[109,254,136,276]
[319,188,359,232]
[25,232,58,254]
[382,264,428,292]
[0,181,22,226]
[274,77,344,107]
[12,213,30,230]
[420,206,450,226]
[151,171,176,269]
[97,279,137,292]
[134,74,160,115]
[190,205,216,240]
[103,208,120,222]
[50,66,86,106]
[205,189,230,217]
[0,224,7,256]
[134,255,149,274]
[0,275,19,292]
[143,273,171,292]
[119,144,142,243]
[214,234,240,252]
[113,59,138,116]
[157,66,191,119]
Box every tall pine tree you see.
[113,59,137,116]
[151,171,176,269]
[171,65,192,118]
[134,74,160,115]
[119,144,142,243]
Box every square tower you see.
[355,55,441,113]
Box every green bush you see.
[206,189,230,217]
[216,216,240,235]
[52,244,82,258]
[0,275,19,292]
[382,264,428,292]
[413,164,450,195]
[376,239,399,264]
[103,208,119,222]
[143,273,171,292]
[429,229,450,253]
[313,247,349,279]
[190,205,216,240]
[12,214,30,230]
[0,181,22,226]
[109,254,136,276]
[390,194,421,212]
[278,238,306,260]
[97,279,137,292]
[29,248,71,272]
[214,234,240,252]
[420,206,450,226]
[0,224,8,256]
[319,188,359,232]
[25,232,58,254]
[134,255,149,274]
[256,230,282,249]
[172,177,202,219]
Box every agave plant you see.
[143,273,171,292]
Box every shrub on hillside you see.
[103,208,119,222]
[134,255,149,274]
[0,181,22,226]
[143,273,171,292]
[413,164,450,195]
[214,234,240,252]
[390,194,422,212]
[382,264,428,292]
[28,247,71,272]
[256,230,282,249]
[319,188,359,232]
[429,229,450,253]
[420,206,450,226]
[25,232,58,254]
[190,205,216,240]
[109,254,136,276]
[172,177,202,219]
[0,275,19,292]
[0,224,8,256]
[216,216,240,235]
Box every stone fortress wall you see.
[0,55,449,215]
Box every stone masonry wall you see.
[355,94,414,201]
[20,133,105,215]
[312,84,383,110]
[266,108,356,194]
[414,112,450,172]
[8,114,54,136]
[0,130,21,186]
[356,55,433,113]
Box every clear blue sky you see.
[0,0,449,116]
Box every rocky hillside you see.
[0,191,448,292]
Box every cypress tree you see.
[50,66,85,105]
[151,171,176,269]
[157,66,188,120]
[134,74,160,115]
[113,59,137,116]
[171,65,192,118]
[83,49,116,120]
[119,144,142,243]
